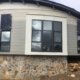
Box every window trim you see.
[25,15,68,55]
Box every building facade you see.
[0,0,80,79]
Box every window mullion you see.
[52,21,54,52]
[41,20,43,51]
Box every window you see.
[77,19,80,53]
[25,15,67,55]
[0,0,9,2]
[32,20,62,52]
[0,14,12,52]
[11,0,23,2]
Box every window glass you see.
[32,42,41,51]
[54,21,62,31]
[54,32,62,42]
[11,0,22,2]
[78,36,80,40]
[0,0,9,2]
[1,14,11,30]
[78,42,80,53]
[54,43,62,52]
[42,44,52,52]
[43,21,52,30]
[77,19,80,53]
[32,20,42,30]
[1,42,10,52]
[1,46,10,52]
[32,31,41,42]
[1,31,10,42]
[42,31,52,43]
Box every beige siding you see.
[11,14,26,55]
[67,24,77,55]
[0,3,79,55]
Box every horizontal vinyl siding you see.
[10,14,26,54]
[67,24,78,55]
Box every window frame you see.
[25,15,68,55]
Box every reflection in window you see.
[43,21,52,30]
[32,31,41,42]
[32,42,41,51]
[32,20,42,30]
[32,20,62,52]
[1,31,10,42]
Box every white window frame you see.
[25,15,68,55]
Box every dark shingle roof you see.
[0,0,80,18]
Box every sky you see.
[50,0,80,12]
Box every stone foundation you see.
[0,56,67,80]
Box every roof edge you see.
[0,0,80,18]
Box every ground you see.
[39,58,80,80]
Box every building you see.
[0,0,80,79]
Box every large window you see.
[31,20,62,52]
[0,14,12,52]
[25,15,67,55]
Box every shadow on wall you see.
[68,56,80,63]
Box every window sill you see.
[25,52,68,56]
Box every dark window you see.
[42,31,52,43]
[11,0,23,2]
[31,20,62,52]
[0,14,12,52]
[0,0,9,2]
[77,19,80,53]
[53,21,62,31]
[1,14,11,31]
[54,32,62,42]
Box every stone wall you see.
[0,56,67,80]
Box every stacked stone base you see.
[0,56,67,80]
